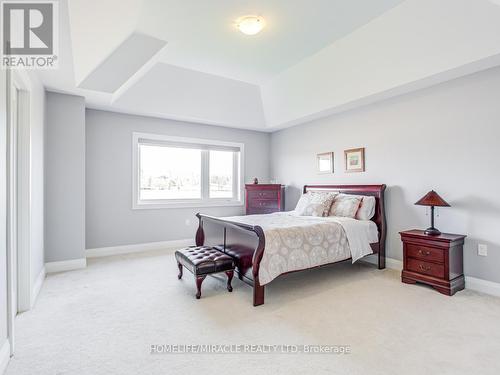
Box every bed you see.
[195,184,387,306]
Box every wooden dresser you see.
[400,230,466,296]
[245,184,285,215]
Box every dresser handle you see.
[419,264,431,272]
[418,249,431,256]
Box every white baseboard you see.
[0,340,11,375]
[83,244,500,298]
[362,256,500,297]
[383,257,403,270]
[360,256,403,270]
[465,276,500,297]
[31,266,46,308]
[45,258,87,274]
[85,238,193,258]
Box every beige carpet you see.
[5,249,500,375]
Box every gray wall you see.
[45,92,86,262]
[85,109,270,249]
[270,65,500,283]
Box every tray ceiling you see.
[37,0,500,131]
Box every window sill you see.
[132,200,244,210]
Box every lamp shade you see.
[415,190,450,207]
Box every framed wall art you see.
[344,148,365,172]
[317,152,334,174]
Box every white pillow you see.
[329,194,362,218]
[355,196,376,221]
[294,193,312,214]
[295,192,337,217]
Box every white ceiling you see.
[78,33,166,93]
[136,0,404,84]
[37,0,500,131]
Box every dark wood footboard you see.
[195,184,386,306]
[195,213,266,306]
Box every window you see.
[139,145,202,200]
[209,150,234,198]
[133,133,243,209]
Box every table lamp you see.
[415,190,450,236]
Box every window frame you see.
[132,132,244,209]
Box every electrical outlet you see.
[478,244,488,257]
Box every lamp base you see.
[424,227,441,236]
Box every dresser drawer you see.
[406,244,444,263]
[245,184,284,215]
[406,258,445,279]
[248,190,279,200]
[248,199,279,209]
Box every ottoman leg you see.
[195,275,206,299]
[225,270,234,292]
[177,262,183,280]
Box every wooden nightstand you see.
[400,230,466,296]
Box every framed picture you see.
[344,148,365,172]
[317,152,334,174]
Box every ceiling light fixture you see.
[236,15,265,36]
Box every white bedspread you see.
[221,212,378,285]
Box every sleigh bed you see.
[195,184,387,306]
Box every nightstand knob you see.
[418,249,431,256]
[419,264,431,272]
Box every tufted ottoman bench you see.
[175,246,235,299]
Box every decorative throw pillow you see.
[311,192,338,216]
[296,192,337,217]
[355,196,376,220]
[315,192,339,216]
[329,194,362,218]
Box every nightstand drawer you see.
[400,230,466,295]
[407,258,445,279]
[406,244,444,263]
[248,190,279,200]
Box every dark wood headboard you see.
[303,184,387,267]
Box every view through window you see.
[140,145,202,200]
[135,134,242,207]
[209,150,234,198]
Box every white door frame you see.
[6,69,16,356]
[13,72,31,313]
[6,69,32,355]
